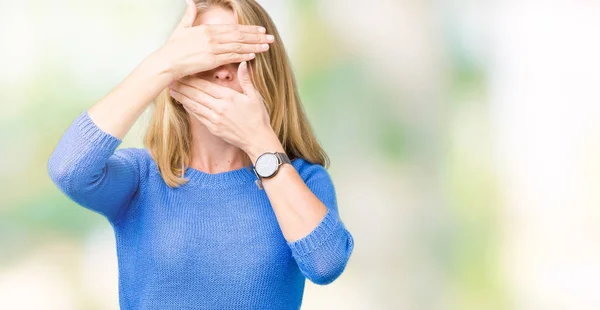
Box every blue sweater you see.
[47,110,354,310]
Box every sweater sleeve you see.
[47,110,141,224]
[287,163,355,285]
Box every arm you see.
[87,54,173,139]
[47,55,172,223]
[246,138,355,285]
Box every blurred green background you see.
[2,0,600,309]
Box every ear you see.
[178,0,198,29]
[238,61,257,97]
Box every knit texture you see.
[47,110,354,310]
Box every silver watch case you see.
[252,152,291,190]
[254,152,281,178]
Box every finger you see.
[177,77,236,100]
[213,42,269,55]
[171,82,223,113]
[214,52,256,67]
[182,105,216,131]
[169,88,219,122]
[237,61,255,97]
[214,32,274,44]
[208,24,266,35]
[178,0,198,29]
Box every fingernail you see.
[249,53,256,59]
[261,44,269,50]
[258,27,266,33]
[266,35,274,42]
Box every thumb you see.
[238,61,256,96]
[178,0,198,28]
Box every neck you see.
[188,117,248,174]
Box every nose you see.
[213,66,233,81]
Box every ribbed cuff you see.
[287,208,342,257]
[74,110,122,151]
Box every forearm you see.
[264,164,328,242]
[245,131,327,242]
[245,131,353,285]
[87,52,173,139]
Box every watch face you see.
[255,153,278,177]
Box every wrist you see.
[143,49,174,84]
[245,129,285,164]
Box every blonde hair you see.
[144,0,329,187]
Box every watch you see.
[252,151,291,190]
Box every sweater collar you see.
[183,164,257,187]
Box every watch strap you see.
[275,152,291,165]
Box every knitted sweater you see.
[47,110,355,310]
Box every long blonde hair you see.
[144,0,329,188]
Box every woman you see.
[48,0,354,309]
